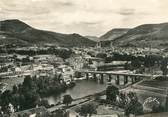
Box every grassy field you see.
[121,79,168,107]
[138,80,168,89]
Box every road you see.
[48,98,90,112]
[77,69,161,78]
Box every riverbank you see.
[50,89,126,117]
[48,90,106,112]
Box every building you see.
[66,55,86,70]
[57,65,74,84]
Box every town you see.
[0,43,167,117]
[1,0,168,116]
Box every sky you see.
[1,0,168,36]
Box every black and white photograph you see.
[1,0,168,117]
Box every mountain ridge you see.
[99,28,130,41]
[112,22,168,48]
[0,19,96,47]
[100,22,168,49]
[85,36,99,42]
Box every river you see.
[0,77,107,105]
[44,80,107,105]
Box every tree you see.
[131,59,141,68]
[161,58,168,76]
[125,92,143,116]
[12,85,18,94]
[51,109,66,117]
[96,53,107,59]
[78,103,97,117]
[21,76,40,109]
[106,85,119,103]
[152,104,164,113]
[11,93,20,111]
[1,90,12,106]
[22,91,40,109]
[118,93,127,107]
[165,92,168,111]
[38,99,50,108]
[125,100,143,116]
[63,95,73,107]
[22,75,37,92]
[56,49,73,59]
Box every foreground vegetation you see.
[0,75,73,115]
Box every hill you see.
[99,28,130,41]
[0,19,96,47]
[85,36,99,42]
[112,23,168,48]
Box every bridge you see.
[76,70,160,85]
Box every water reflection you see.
[45,80,107,105]
[1,77,107,105]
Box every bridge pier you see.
[131,77,136,84]
[93,73,97,81]
[115,75,120,85]
[135,76,138,82]
[108,74,112,82]
[86,73,89,80]
[124,75,128,85]
[136,76,141,82]
[100,74,104,84]
[75,71,82,78]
